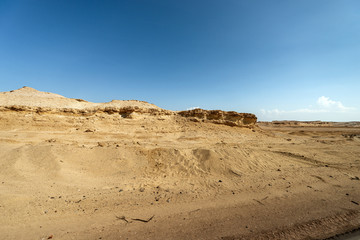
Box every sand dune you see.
[0,87,359,239]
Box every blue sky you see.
[1,0,359,121]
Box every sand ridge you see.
[0,86,162,110]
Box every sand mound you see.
[0,86,164,112]
[0,86,259,188]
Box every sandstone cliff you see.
[178,108,257,127]
[0,87,257,127]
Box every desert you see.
[0,87,359,239]
[2,0,360,239]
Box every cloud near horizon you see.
[186,106,200,110]
[316,96,353,111]
[260,96,357,121]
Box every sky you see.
[0,0,359,121]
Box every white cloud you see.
[317,96,353,111]
[260,96,356,121]
[317,96,336,107]
[186,106,200,110]
[291,108,328,113]
[261,107,328,115]
[260,109,285,115]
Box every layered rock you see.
[0,87,257,127]
[178,108,257,127]
[0,87,172,117]
[0,104,173,117]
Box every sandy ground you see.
[0,88,359,239]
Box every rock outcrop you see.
[0,104,173,117]
[0,87,172,117]
[0,87,257,127]
[178,108,257,127]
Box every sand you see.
[0,87,359,239]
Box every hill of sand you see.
[0,87,359,239]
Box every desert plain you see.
[0,87,359,240]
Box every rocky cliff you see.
[0,87,257,127]
[178,108,257,127]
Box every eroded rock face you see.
[0,87,257,127]
[177,109,257,127]
[0,105,173,117]
[0,87,173,117]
